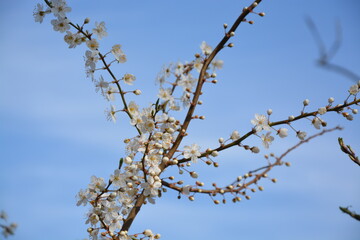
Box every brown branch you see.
[164,127,342,196]
[177,99,359,164]
[164,0,263,164]
[121,0,263,233]
[306,17,360,82]
[339,206,360,221]
[338,138,360,166]
[43,0,141,135]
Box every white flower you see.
[200,41,212,55]
[86,39,99,50]
[158,88,174,101]
[51,17,70,33]
[251,114,270,132]
[105,86,118,101]
[211,59,224,70]
[183,144,201,163]
[33,3,49,23]
[312,117,322,129]
[85,50,99,70]
[142,176,162,197]
[349,84,359,95]
[128,101,139,116]
[193,58,203,72]
[261,132,274,149]
[106,105,117,123]
[174,62,184,76]
[277,128,288,138]
[76,189,90,206]
[88,176,106,192]
[92,21,108,40]
[111,44,127,63]
[178,74,196,91]
[230,130,240,140]
[297,131,307,140]
[123,73,136,85]
[139,116,155,133]
[95,75,109,93]
[318,107,327,115]
[51,0,71,18]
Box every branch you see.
[121,0,263,232]
[177,98,360,164]
[306,17,360,82]
[339,206,360,221]
[338,138,360,166]
[163,127,342,197]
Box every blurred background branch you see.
[306,17,360,82]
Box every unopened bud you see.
[190,171,198,178]
[134,89,142,95]
[84,18,90,24]
[211,151,219,157]
[251,146,260,153]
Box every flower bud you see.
[134,89,142,95]
[208,151,216,157]
[251,146,260,153]
[303,99,310,106]
[190,171,198,178]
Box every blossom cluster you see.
[34,1,360,240]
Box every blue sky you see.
[0,0,359,239]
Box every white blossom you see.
[86,39,99,51]
[297,131,307,140]
[183,144,201,163]
[277,128,288,138]
[349,84,359,95]
[33,3,49,23]
[111,44,127,63]
[251,114,270,132]
[93,21,108,40]
[51,17,70,33]
[200,41,212,55]
[230,130,240,140]
[261,132,274,149]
